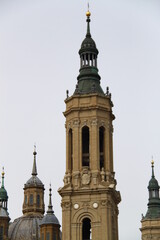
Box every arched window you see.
[53,232,57,240]
[150,189,159,198]
[82,218,91,240]
[99,127,105,169]
[46,232,50,240]
[82,126,90,167]
[37,194,40,207]
[29,194,33,206]
[68,129,73,171]
[0,226,3,240]
[25,195,27,204]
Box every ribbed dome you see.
[40,186,60,227]
[148,177,159,189]
[9,215,43,240]
[40,214,60,225]
[25,176,43,187]
[80,37,98,55]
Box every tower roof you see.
[0,168,8,201]
[148,160,159,190]
[24,147,44,188]
[40,185,60,226]
[75,10,104,95]
[143,161,160,220]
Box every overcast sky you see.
[0,1,160,240]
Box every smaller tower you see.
[22,146,45,216]
[9,147,45,240]
[40,185,61,240]
[141,160,160,239]
[0,168,10,240]
[0,168,8,210]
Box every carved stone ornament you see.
[81,172,91,185]
[62,202,71,209]
[73,120,80,127]
[91,118,98,126]
[83,119,88,126]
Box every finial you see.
[86,3,91,38]
[32,145,37,176]
[2,167,4,177]
[151,157,155,178]
[1,167,5,188]
[66,90,69,99]
[47,184,54,214]
[86,3,91,17]
[106,87,109,96]
[33,144,37,156]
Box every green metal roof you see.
[143,162,160,220]
[74,13,104,96]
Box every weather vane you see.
[88,2,90,12]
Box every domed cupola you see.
[40,185,61,240]
[75,10,104,95]
[0,168,8,210]
[23,146,45,216]
[144,160,160,219]
[9,146,45,240]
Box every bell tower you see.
[59,10,121,240]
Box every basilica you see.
[0,9,160,240]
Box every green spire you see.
[32,145,37,176]
[143,160,160,219]
[0,168,8,210]
[74,10,104,95]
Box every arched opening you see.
[25,195,27,204]
[68,129,73,171]
[46,232,50,240]
[99,127,105,169]
[0,226,3,240]
[37,194,40,207]
[29,194,33,206]
[82,126,90,167]
[150,189,159,198]
[82,218,92,240]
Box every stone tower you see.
[0,169,10,240]
[58,10,121,240]
[141,161,160,240]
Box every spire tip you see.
[86,2,91,17]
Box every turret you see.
[0,168,10,240]
[75,10,104,95]
[40,185,61,240]
[0,168,8,210]
[141,160,160,239]
[23,146,45,215]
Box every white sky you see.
[0,1,160,239]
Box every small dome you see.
[25,176,44,188]
[9,215,43,240]
[148,177,159,189]
[0,187,8,201]
[79,37,98,55]
[40,213,60,226]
